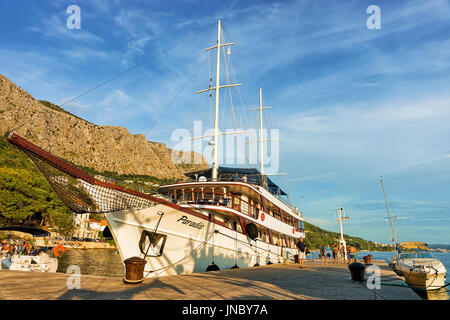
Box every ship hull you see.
[106,204,297,278]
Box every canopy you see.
[399,241,429,251]
[185,167,287,196]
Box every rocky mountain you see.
[0,73,208,180]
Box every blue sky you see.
[1,0,449,244]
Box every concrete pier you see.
[0,260,420,300]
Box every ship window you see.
[184,190,192,202]
[204,188,213,200]
[139,231,167,257]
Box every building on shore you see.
[72,213,107,241]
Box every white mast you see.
[337,207,349,261]
[193,20,243,180]
[258,88,264,174]
[211,20,222,180]
[251,88,272,177]
[380,177,398,244]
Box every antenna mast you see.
[380,177,398,244]
[337,207,349,261]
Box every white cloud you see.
[29,14,103,43]
[98,89,131,107]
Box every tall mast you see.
[380,178,398,244]
[251,88,272,178]
[258,88,264,175]
[212,20,221,180]
[193,20,243,180]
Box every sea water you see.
[57,248,124,278]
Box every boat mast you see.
[211,20,222,181]
[259,89,264,175]
[193,20,243,180]
[380,178,398,244]
[251,89,272,185]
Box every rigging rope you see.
[60,22,216,107]
[144,55,209,137]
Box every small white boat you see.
[380,179,447,291]
[389,242,447,291]
[1,252,58,272]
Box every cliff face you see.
[0,73,208,179]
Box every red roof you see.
[100,220,108,226]
[90,219,100,223]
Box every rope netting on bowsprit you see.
[23,149,158,214]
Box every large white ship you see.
[6,20,305,278]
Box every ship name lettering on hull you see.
[177,215,204,229]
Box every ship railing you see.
[169,190,302,232]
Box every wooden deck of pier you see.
[0,260,420,300]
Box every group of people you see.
[295,237,359,269]
[232,172,248,182]
[0,236,44,257]
[319,243,358,265]
[319,243,358,264]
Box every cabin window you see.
[299,220,304,231]
[193,189,201,203]
[204,188,213,200]
[251,205,258,219]
[273,233,280,246]
[183,189,192,202]
[232,221,237,231]
[232,195,241,211]
[293,218,298,231]
[241,199,249,215]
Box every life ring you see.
[260,212,265,221]
[53,244,66,257]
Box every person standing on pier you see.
[339,245,345,263]
[296,237,307,269]
[324,244,331,265]
[348,244,357,264]
[332,244,339,264]
[320,245,325,264]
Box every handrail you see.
[167,189,302,232]
[165,177,296,213]
[172,176,289,198]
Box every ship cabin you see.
[158,167,305,250]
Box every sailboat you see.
[5,20,305,278]
[380,178,446,291]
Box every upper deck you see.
[158,168,304,235]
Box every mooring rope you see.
[142,230,216,278]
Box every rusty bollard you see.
[123,257,147,284]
